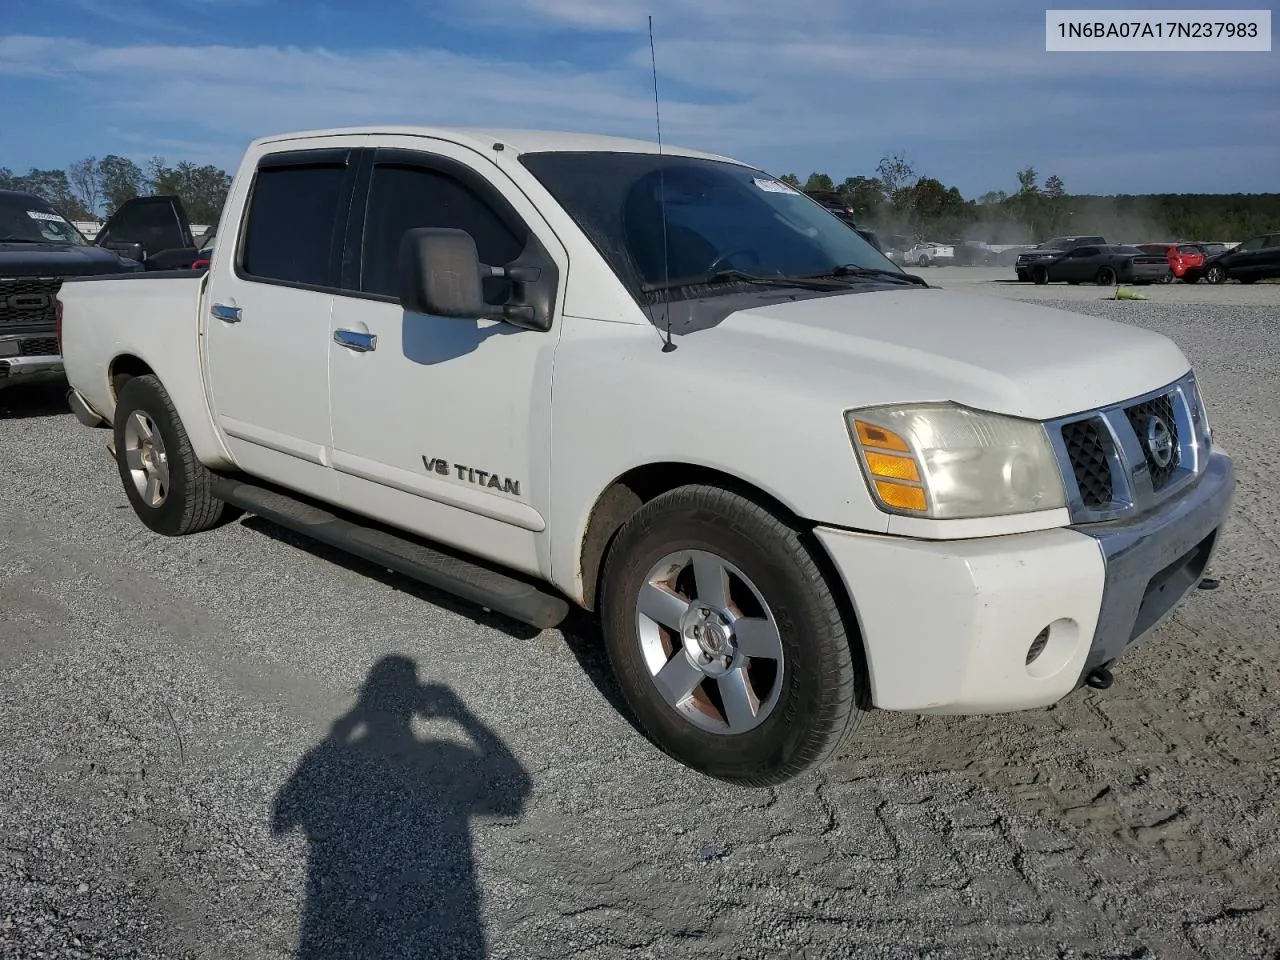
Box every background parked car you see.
[1203,232,1280,284]
[1136,242,1207,283]
[1014,235,1107,280]
[1026,243,1170,286]
[901,240,954,266]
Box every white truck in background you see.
[58,126,1235,786]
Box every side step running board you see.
[210,477,570,630]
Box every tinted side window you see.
[360,163,525,301]
[1235,238,1262,253]
[1074,247,1099,257]
[241,163,349,287]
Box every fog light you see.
[1026,626,1051,665]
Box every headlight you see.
[846,403,1067,519]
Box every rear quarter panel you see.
[60,272,235,469]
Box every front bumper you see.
[0,354,65,388]
[1073,450,1234,676]
[813,451,1234,714]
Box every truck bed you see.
[59,269,231,467]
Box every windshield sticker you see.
[753,178,797,195]
[26,210,68,223]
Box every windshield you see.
[0,193,86,244]
[519,152,905,302]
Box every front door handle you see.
[333,329,377,352]
[211,302,241,323]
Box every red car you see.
[1136,242,1207,283]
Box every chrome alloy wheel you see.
[635,549,785,735]
[122,410,170,507]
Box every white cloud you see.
[0,6,1273,195]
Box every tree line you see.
[781,152,1279,243]
[0,155,231,225]
[3,150,1275,242]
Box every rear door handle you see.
[211,303,241,323]
[333,329,377,352]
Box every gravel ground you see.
[2,284,1278,959]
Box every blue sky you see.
[1,0,1276,197]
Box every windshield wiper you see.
[642,268,855,294]
[803,265,930,287]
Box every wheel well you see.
[109,355,155,401]
[578,462,804,613]
[576,462,873,708]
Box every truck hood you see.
[0,242,138,278]
[693,286,1191,421]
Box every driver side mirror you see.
[104,240,145,263]
[398,227,548,331]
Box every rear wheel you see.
[1095,266,1117,286]
[113,374,233,536]
[598,485,863,786]
[1160,272,1174,283]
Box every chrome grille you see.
[1047,372,1210,523]
[1060,418,1113,508]
[1124,393,1181,489]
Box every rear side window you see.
[359,162,525,301]
[240,162,349,287]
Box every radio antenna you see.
[649,15,676,352]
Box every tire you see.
[1205,265,1228,284]
[113,374,233,536]
[1160,272,1174,284]
[1032,266,1049,285]
[1095,266,1117,286]
[598,485,863,786]
[1015,269,1028,282]
[918,256,930,267]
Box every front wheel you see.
[1032,266,1049,285]
[1205,265,1228,284]
[598,485,863,786]
[113,374,234,536]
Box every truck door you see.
[326,141,568,577]
[201,142,364,500]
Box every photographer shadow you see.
[272,656,531,960]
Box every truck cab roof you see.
[251,126,745,164]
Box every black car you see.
[1203,232,1280,284]
[1025,243,1171,286]
[1,191,198,389]
[1014,235,1107,280]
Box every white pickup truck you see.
[58,126,1235,786]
